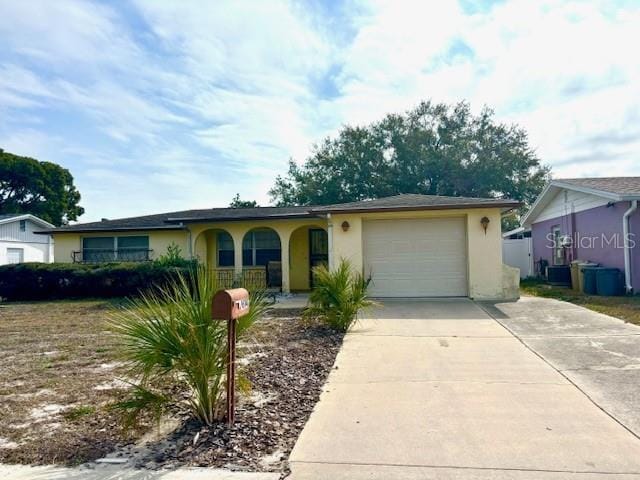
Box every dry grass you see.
[0,299,137,465]
[521,279,640,326]
[0,299,343,471]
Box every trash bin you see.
[570,261,582,291]
[577,262,599,293]
[582,266,603,295]
[596,268,624,296]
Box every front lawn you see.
[0,300,342,471]
[521,279,640,326]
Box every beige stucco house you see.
[40,194,520,300]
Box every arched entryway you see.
[289,225,328,291]
[242,227,282,289]
[193,228,236,287]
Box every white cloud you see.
[1,0,640,222]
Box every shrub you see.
[109,265,268,426]
[0,262,193,301]
[154,242,197,269]
[305,258,376,332]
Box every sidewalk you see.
[0,464,280,480]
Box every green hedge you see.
[0,262,193,301]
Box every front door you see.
[309,229,328,288]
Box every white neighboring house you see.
[0,214,55,265]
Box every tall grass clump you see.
[109,265,268,426]
[305,258,376,333]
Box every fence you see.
[502,238,533,278]
[211,267,269,290]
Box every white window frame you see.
[552,226,564,265]
[7,247,24,264]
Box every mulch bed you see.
[0,301,343,473]
[124,308,343,472]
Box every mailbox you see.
[212,288,250,426]
[212,288,250,320]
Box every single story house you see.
[522,177,640,293]
[38,194,520,300]
[0,214,54,264]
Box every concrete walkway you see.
[288,299,640,479]
[0,464,279,480]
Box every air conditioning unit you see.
[547,265,571,286]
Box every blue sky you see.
[1,0,639,222]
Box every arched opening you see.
[242,227,282,289]
[289,225,328,291]
[194,228,236,288]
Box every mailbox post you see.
[212,288,250,426]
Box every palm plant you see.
[305,258,376,332]
[109,265,268,426]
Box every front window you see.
[116,236,149,261]
[82,237,115,262]
[19,220,26,232]
[242,229,280,266]
[81,236,149,262]
[217,232,234,267]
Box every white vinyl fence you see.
[502,238,533,278]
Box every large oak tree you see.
[270,101,550,228]
[0,149,84,225]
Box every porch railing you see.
[210,266,279,291]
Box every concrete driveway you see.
[288,299,640,479]
[485,296,640,438]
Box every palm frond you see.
[109,265,268,425]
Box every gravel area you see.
[0,301,343,474]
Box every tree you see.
[0,149,84,225]
[269,101,550,228]
[229,193,258,208]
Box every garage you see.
[362,217,468,297]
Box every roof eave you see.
[0,213,55,229]
[165,213,318,223]
[523,180,640,227]
[550,180,622,201]
[37,225,187,235]
[312,202,521,215]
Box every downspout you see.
[184,223,193,260]
[326,213,334,270]
[623,200,638,293]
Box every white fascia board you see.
[0,214,55,229]
[521,180,640,227]
[521,183,556,227]
[550,181,623,201]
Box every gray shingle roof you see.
[311,194,520,213]
[41,194,519,233]
[41,206,314,233]
[0,214,20,220]
[554,177,640,197]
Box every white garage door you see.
[363,217,468,297]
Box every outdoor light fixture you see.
[341,221,350,232]
[480,216,490,234]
